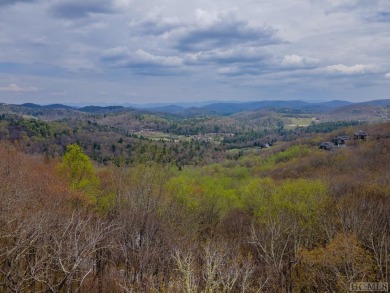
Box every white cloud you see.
[326,64,371,74]
[102,47,182,67]
[0,83,38,92]
[282,54,304,65]
[61,57,99,72]
[195,9,220,26]
[282,55,319,68]
[185,47,268,65]
[385,73,390,78]
[113,0,132,9]
[134,49,182,67]
[101,46,130,59]
[217,66,241,75]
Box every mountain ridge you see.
[7,99,390,116]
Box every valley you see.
[0,100,389,292]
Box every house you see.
[331,135,349,146]
[319,141,335,151]
[354,130,368,140]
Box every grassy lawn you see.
[285,117,316,129]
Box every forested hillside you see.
[0,106,389,292]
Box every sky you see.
[0,0,390,105]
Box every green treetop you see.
[57,144,99,200]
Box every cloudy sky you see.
[0,0,390,105]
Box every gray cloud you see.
[0,0,37,6]
[372,11,390,22]
[1,0,390,103]
[101,47,184,75]
[49,0,116,19]
[129,18,181,36]
[174,17,280,52]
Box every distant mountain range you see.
[4,99,389,116]
[194,100,353,115]
[140,99,389,115]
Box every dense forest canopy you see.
[0,104,389,292]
